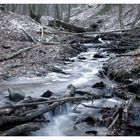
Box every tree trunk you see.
[118,5,124,29]
[131,5,140,28]
[66,4,71,22]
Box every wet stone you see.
[50,66,66,74]
[92,81,106,89]
[128,109,140,128]
[85,130,98,135]
[78,55,86,60]
[41,90,53,98]
[93,53,104,58]
[74,90,89,95]
[8,88,25,102]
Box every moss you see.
[97,4,112,15]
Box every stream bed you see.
[0,43,124,136]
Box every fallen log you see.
[48,19,98,33]
[0,42,63,62]
[0,108,13,115]
[0,101,63,127]
[0,95,102,110]
[0,44,40,62]
[0,85,78,128]
[0,95,102,128]
[41,25,140,35]
[0,122,39,136]
[48,19,86,33]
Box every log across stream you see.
[0,42,137,136]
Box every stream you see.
[0,42,124,136]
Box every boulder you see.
[50,66,66,74]
[8,88,25,102]
[92,81,106,89]
[85,130,98,135]
[74,90,89,95]
[93,53,104,58]
[128,109,140,129]
[78,55,86,60]
[41,90,53,98]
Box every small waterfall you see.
[53,103,71,116]
[44,111,53,121]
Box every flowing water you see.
[0,42,123,136]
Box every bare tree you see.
[28,4,43,23]
[65,4,71,22]
[118,4,124,29]
[130,4,140,28]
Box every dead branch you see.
[116,53,140,57]
[122,96,136,122]
[108,113,119,130]
[19,27,37,43]
[0,44,40,62]
[0,42,63,62]
[0,122,39,136]
[81,103,114,110]
[0,95,102,110]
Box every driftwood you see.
[0,122,39,136]
[0,95,102,110]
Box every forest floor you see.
[0,11,83,79]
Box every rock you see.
[92,81,106,89]
[61,58,74,62]
[127,79,140,94]
[93,53,104,58]
[50,66,66,74]
[41,90,53,98]
[78,55,86,60]
[74,90,89,95]
[128,109,140,129]
[85,130,98,135]
[8,88,25,102]
[85,116,96,124]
